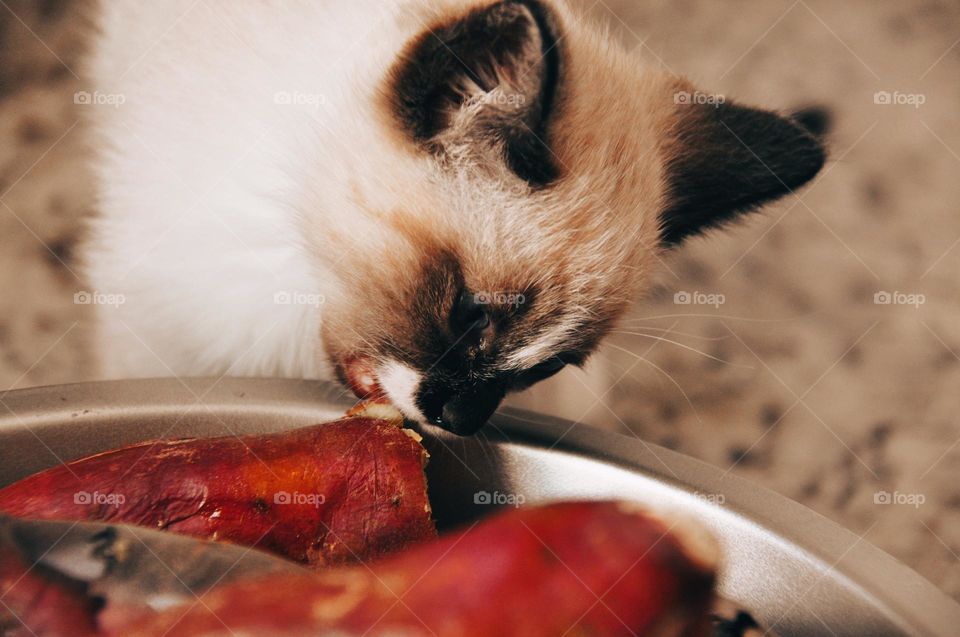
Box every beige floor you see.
[0,0,958,601]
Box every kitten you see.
[84,0,825,434]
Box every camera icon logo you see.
[873,91,892,105]
[474,490,492,505]
[674,291,692,305]
[873,291,892,305]
[873,490,892,504]
[274,491,291,505]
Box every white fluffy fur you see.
[377,360,426,423]
[87,0,429,380]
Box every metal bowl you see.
[0,378,957,636]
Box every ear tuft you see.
[661,98,827,246]
[388,1,560,185]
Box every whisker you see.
[611,328,728,342]
[592,346,702,424]
[621,312,815,323]
[474,429,496,471]
[583,347,641,379]
[606,337,751,369]
[495,409,562,428]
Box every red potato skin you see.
[0,541,99,637]
[117,501,717,637]
[0,415,435,567]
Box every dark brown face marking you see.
[386,0,562,186]
[381,249,465,370]
[330,237,601,433]
[661,91,827,246]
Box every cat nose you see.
[420,382,505,436]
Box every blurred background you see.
[0,0,958,599]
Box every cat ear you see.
[660,98,827,246]
[387,1,559,184]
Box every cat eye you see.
[452,289,490,334]
[528,357,566,379]
[512,354,576,390]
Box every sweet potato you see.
[116,501,718,637]
[0,405,434,567]
[0,513,318,637]
[0,521,99,637]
